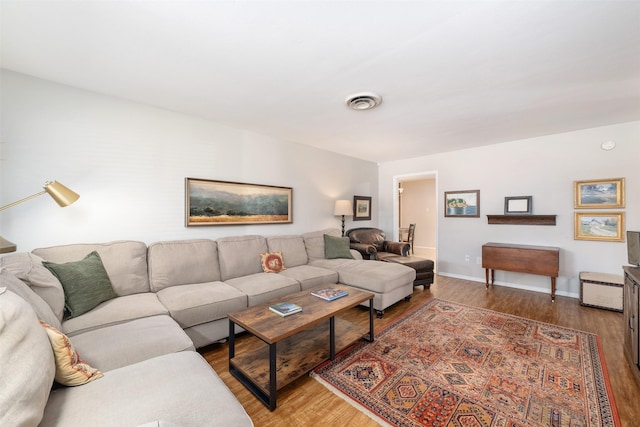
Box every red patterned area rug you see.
[312,298,620,427]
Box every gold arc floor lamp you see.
[334,199,353,237]
[0,181,80,254]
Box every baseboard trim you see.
[437,272,579,300]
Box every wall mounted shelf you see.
[486,215,556,226]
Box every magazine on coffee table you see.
[311,288,349,301]
[269,302,302,317]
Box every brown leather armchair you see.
[346,227,410,260]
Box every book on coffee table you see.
[311,288,349,301]
[269,302,302,317]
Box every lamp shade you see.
[0,235,17,254]
[44,181,80,207]
[334,199,353,216]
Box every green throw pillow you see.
[323,234,354,259]
[43,251,117,318]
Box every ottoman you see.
[383,256,434,288]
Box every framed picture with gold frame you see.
[574,212,625,242]
[574,178,625,209]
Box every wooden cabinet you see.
[624,266,640,385]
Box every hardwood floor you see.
[200,275,640,426]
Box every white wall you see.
[379,121,640,298]
[0,70,378,250]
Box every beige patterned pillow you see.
[39,321,103,386]
[260,252,286,273]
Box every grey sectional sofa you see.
[0,228,415,426]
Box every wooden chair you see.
[401,223,416,254]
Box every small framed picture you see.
[444,190,480,217]
[353,195,372,221]
[574,178,625,209]
[574,212,625,242]
[504,196,532,215]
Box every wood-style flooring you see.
[200,275,640,426]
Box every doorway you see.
[396,173,437,267]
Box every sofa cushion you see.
[323,234,354,259]
[156,282,247,328]
[39,320,104,386]
[0,252,66,321]
[148,239,220,292]
[278,265,339,290]
[225,272,301,306]
[217,235,268,280]
[33,240,150,296]
[40,351,253,427]
[309,258,364,272]
[0,290,55,427]
[43,251,118,318]
[266,235,308,267]
[260,251,286,273]
[0,268,61,329]
[302,228,341,261]
[70,315,195,372]
[62,293,168,336]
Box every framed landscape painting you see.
[574,178,625,209]
[186,178,292,226]
[444,190,480,217]
[574,212,625,242]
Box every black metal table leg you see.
[229,319,278,411]
[366,298,375,342]
[228,319,235,361]
[268,343,277,411]
[329,316,335,359]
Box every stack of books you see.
[311,288,349,301]
[269,302,302,317]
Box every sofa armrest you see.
[383,241,410,256]
[349,242,377,260]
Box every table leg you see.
[485,268,489,289]
[551,277,556,302]
[268,343,277,411]
[366,297,374,342]
[329,316,335,360]
[228,320,235,361]
[229,332,278,411]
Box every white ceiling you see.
[1,1,639,163]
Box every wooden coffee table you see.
[228,284,374,410]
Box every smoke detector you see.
[601,141,616,151]
[345,92,382,111]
